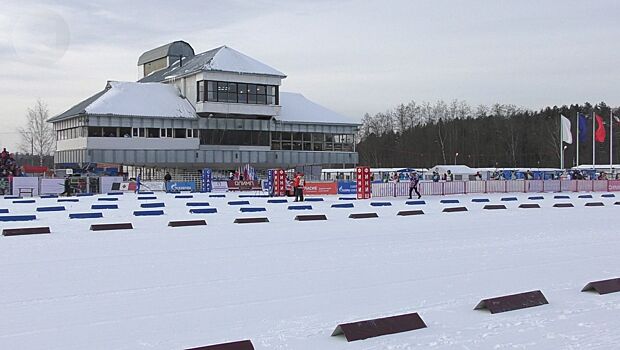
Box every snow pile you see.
[205,46,286,77]
[278,92,356,124]
[85,81,196,118]
[1,192,619,349]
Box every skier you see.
[409,172,421,199]
[135,173,142,193]
[61,176,72,197]
[298,173,305,202]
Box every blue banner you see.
[201,168,212,192]
[337,180,357,194]
[167,181,196,192]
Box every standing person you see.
[298,173,305,202]
[293,172,301,202]
[446,170,454,182]
[409,172,421,199]
[135,173,142,193]
[61,176,72,197]
[164,172,172,192]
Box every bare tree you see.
[18,99,55,166]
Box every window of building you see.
[199,129,270,146]
[200,80,277,105]
[197,81,205,102]
[186,129,193,138]
[119,127,131,138]
[174,128,186,138]
[88,127,102,137]
[146,128,158,138]
[103,127,117,137]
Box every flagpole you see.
[576,112,580,167]
[560,114,563,170]
[611,109,614,173]
[593,111,596,168]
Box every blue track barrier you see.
[190,208,218,214]
[267,199,288,204]
[288,205,312,210]
[331,203,354,208]
[91,204,118,210]
[240,207,267,212]
[0,215,36,222]
[69,212,103,219]
[36,206,65,212]
[141,202,165,208]
[133,210,164,216]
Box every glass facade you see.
[200,130,270,146]
[197,80,278,105]
[270,132,354,152]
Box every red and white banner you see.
[304,182,337,196]
[356,166,371,199]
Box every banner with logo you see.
[304,182,337,195]
[337,180,357,194]
[227,180,261,191]
[166,181,196,192]
[202,168,212,192]
[212,181,229,192]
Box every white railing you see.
[371,180,620,198]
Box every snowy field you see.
[1,191,619,349]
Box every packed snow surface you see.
[0,192,619,349]
[85,81,196,119]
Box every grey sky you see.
[1,0,619,149]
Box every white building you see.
[50,41,359,170]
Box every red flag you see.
[595,114,606,142]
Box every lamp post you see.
[454,152,459,165]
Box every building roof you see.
[49,81,197,122]
[139,45,286,82]
[277,92,358,125]
[137,41,195,66]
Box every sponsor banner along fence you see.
[166,181,196,192]
[227,180,261,191]
[303,182,338,196]
[372,180,620,197]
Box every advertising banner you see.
[167,181,196,192]
[227,180,261,191]
[212,181,229,192]
[202,168,212,192]
[304,182,337,196]
[337,180,357,194]
[356,166,371,199]
[100,176,124,193]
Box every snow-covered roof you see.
[430,165,478,174]
[278,92,358,125]
[49,81,197,121]
[140,45,286,83]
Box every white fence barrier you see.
[372,180,620,198]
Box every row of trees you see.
[357,100,619,169]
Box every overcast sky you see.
[1,0,619,149]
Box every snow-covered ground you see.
[0,192,619,349]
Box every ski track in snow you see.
[0,192,619,349]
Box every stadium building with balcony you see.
[49,41,359,174]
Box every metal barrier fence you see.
[372,180,620,198]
